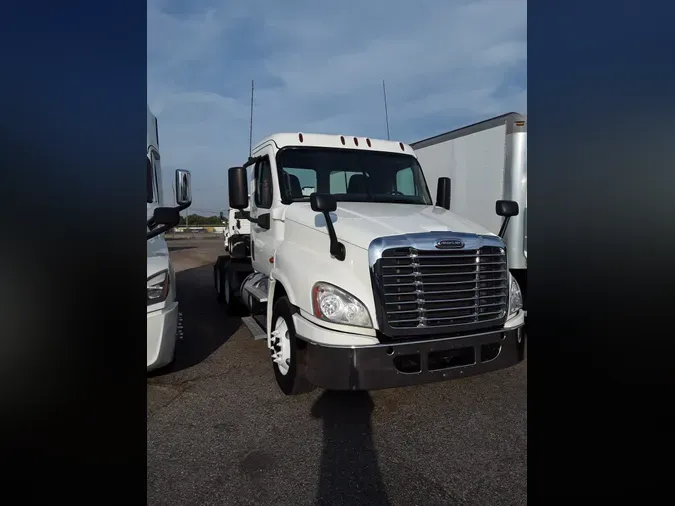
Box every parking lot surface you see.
[148,237,527,506]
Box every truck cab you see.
[221,133,525,395]
[146,106,192,371]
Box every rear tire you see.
[215,258,242,314]
[271,297,315,396]
[223,266,247,316]
[215,260,225,303]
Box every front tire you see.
[271,297,315,395]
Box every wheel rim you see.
[224,274,230,304]
[271,316,291,376]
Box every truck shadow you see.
[149,263,240,376]
[311,390,391,506]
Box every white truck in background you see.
[411,113,527,315]
[146,106,192,371]
[221,204,251,252]
[216,132,526,395]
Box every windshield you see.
[276,147,433,205]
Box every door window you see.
[254,157,273,209]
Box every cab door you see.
[250,148,276,275]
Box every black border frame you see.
[1,1,147,502]
[1,0,674,502]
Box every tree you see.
[178,214,223,226]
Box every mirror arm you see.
[147,223,173,240]
[232,210,262,227]
[322,211,346,261]
[237,210,256,223]
[498,216,511,239]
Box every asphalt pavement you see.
[148,237,527,506]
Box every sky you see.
[148,0,527,215]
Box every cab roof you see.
[252,132,416,157]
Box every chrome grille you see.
[378,246,508,330]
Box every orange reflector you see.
[515,121,525,126]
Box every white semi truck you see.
[221,205,251,252]
[411,113,527,315]
[216,132,525,395]
[146,106,193,371]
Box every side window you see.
[146,157,154,203]
[329,170,362,193]
[254,157,273,209]
[395,167,416,195]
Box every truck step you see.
[241,316,266,341]
[246,284,268,303]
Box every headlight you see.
[311,282,372,328]
[147,270,170,306]
[508,274,523,316]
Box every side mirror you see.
[496,200,519,217]
[496,199,519,238]
[147,207,180,240]
[219,211,225,222]
[175,169,192,208]
[310,193,344,261]
[228,167,249,210]
[310,193,337,213]
[436,177,451,210]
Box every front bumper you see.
[147,300,179,371]
[298,323,526,391]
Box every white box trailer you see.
[411,112,527,313]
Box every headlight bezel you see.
[508,273,523,316]
[147,269,170,307]
[311,282,373,329]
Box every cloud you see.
[148,0,526,212]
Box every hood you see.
[147,235,170,278]
[285,202,497,249]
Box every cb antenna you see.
[382,79,390,140]
[249,79,254,157]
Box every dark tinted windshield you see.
[276,147,433,205]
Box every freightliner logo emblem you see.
[435,239,464,249]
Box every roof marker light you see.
[298,133,304,142]
[340,135,345,145]
[353,137,359,146]
[399,142,405,151]
[366,138,371,147]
